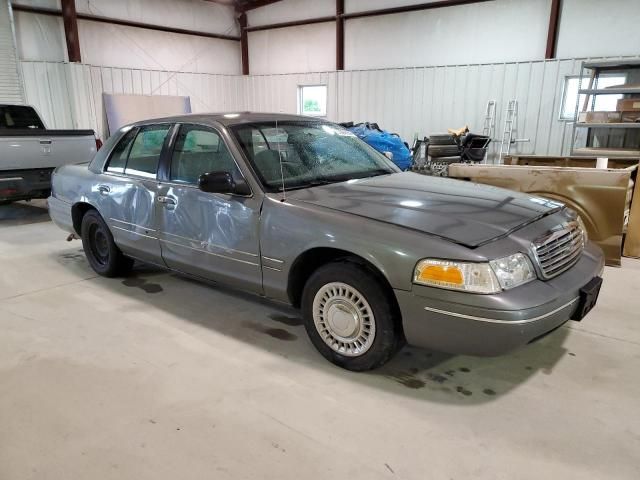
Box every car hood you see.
[287,172,564,247]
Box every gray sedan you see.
[48,113,604,370]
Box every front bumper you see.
[395,242,605,356]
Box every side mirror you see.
[198,171,250,195]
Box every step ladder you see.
[481,100,496,163]
[498,100,518,163]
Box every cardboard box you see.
[578,111,622,123]
[621,111,640,123]
[616,98,640,112]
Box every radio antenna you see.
[276,116,286,202]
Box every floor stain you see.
[385,463,395,474]
[426,372,448,384]
[456,386,473,396]
[568,352,576,357]
[483,388,497,396]
[268,314,303,327]
[244,321,297,341]
[459,367,471,373]
[525,366,533,371]
[390,373,426,389]
[60,252,85,261]
[122,277,163,294]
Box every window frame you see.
[559,73,628,122]
[103,123,174,180]
[164,122,253,197]
[297,84,328,118]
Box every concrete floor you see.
[1,200,639,480]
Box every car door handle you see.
[97,185,111,195]
[157,195,177,206]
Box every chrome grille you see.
[532,221,585,279]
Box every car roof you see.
[130,112,327,128]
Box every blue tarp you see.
[347,123,412,170]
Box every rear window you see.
[0,106,45,129]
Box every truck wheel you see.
[301,261,402,371]
[81,210,133,277]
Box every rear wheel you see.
[81,210,133,277]
[301,261,402,371]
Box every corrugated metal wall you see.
[0,0,24,104]
[20,61,244,140]
[20,56,639,157]
[241,59,588,160]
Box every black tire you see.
[301,260,402,371]
[428,134,456,145]
[81,209,133,277]
[428,144,460,157]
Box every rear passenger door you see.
[155,123,262,294]
[98,124,172,264]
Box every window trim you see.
[297,84,328,118]
[164,122,253,197]
[103,123,174,180]
[559,73,628,122]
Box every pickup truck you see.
[0,104,99,204]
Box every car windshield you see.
[231,121,399,191]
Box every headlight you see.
[414,259,501,294]
[414,253,536,294]
[489,253,536,289]
[576,215,589,244]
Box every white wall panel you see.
[21,61,244,140]
[248,22,335,75]
[21,56,639,159]
[345,0,550,69]
[248,0,334,25]
[12,0,241,74]
[75,0,238,36]
[77,20,241,74]
[556,0,640,59]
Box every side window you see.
[124,125,171,178]
[170,125,240,185]
[106,128,137,173]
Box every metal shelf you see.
[583,59,640,70]
[578,87,640,95]
[576,123,640,129]
[573,147,640,158]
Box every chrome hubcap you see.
[312,282,375,357]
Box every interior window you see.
[106,128,137,173]
[170,125,239,185]
[124,125,171,178]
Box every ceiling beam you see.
[11,3,240,41]
[238,0,284,12]
[245,16,336,33]
[336,0,344,71]
[239,12,249,74]
[342,0,493,20]
[545,0,562,59]
[61,0,81,62]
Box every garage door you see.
[0,0,24,104]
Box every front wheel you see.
[81,210,133,277]
[301,261,402,371]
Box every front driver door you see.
[156,123,262,294]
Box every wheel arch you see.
[287,247,402,329]
[71,201,97,235]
